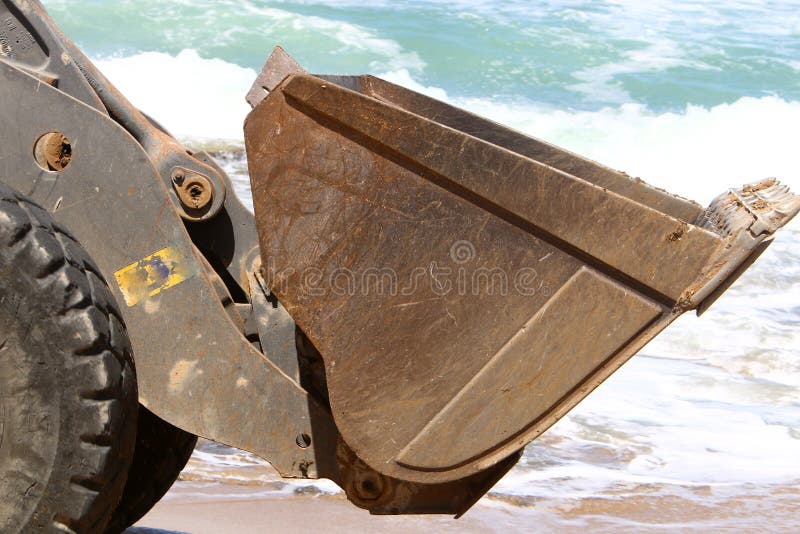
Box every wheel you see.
[0,183,138,533]
[104,406,197,533]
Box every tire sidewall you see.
[0,185,138,534]
[0,257,72,531]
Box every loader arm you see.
[0,0,797,518]
[0,1,335,481]
[0,0,522,515]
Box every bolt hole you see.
[359,479,376,495]
[296,433,311,449]
[189,186,203,199]
[352,474,385,501]
[34,132,72,172]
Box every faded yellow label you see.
[114,246,196,307]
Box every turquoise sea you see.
[41,0,800,530]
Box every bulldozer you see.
[0,1,797,532]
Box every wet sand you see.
[128,440,800,533]
[128,482,523,534]
[128,479,800,533]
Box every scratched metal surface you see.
[245,71,797,485]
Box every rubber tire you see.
[104,406,197,533]
[0,183,138,533]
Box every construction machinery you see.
[0,1,798,532]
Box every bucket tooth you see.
[691,179,799,315]
[246,46,304,109]
[698,178,800,238]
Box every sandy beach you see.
[126,427,800,534]
[128,483,517,534]
[128,476,800,533]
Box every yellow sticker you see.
[114,246,196,307]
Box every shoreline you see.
[130,479,800,533]
[128,482,519,534]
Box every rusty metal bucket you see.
[244,51,800,486]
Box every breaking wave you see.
[94,51,800,205]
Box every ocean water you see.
[40,0,800,528]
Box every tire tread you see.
[0,182,137,533]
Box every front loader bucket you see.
[244,56,800,486]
